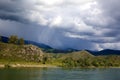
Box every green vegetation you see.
[0,36,2,42]
[42,51,120,68]
[8,35,25,45]
[8,35,18,44]
[0,42,43,62]
[18,38,24,45]
[0,35,120,68]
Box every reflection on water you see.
[0,68,120,80]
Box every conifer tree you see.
[8,35,18,44]
[19,38,24,45]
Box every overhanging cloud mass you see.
[0,0,120,50]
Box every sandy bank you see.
[0,65,4,68]
[0,64,58,68]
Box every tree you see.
[0,35,2,42]
[8,35,18,44]
[19,38,24,45]
[42,56,48,64]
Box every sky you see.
[0,0,120,50]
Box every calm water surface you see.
[0,68,120,80]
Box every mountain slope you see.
[59,50,94,60]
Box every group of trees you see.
[61,56,120,68]
[41,52,120,68]
[8,35,24,45]
[0,35,24,45]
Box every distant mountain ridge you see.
[0,36,78,53]
[1,36,120,55]
[24,40,52,49]
[87,49,120,56]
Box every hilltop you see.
[0,42,43,63]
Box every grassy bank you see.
[0,60,58,68]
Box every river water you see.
[0,68,120,80]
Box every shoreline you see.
[0,64,120,68]
[0,64,58,68]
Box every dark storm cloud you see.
[0,0,120,50]
[98,0,120,18]
[96,0,120,41]
[0,12,27,23]
[0,0,19,21]
[0,0,35,23]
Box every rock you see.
[0,42,44,62]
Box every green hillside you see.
[42,51,120,68]
[0,40,120,68]
[0,42,43,63]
